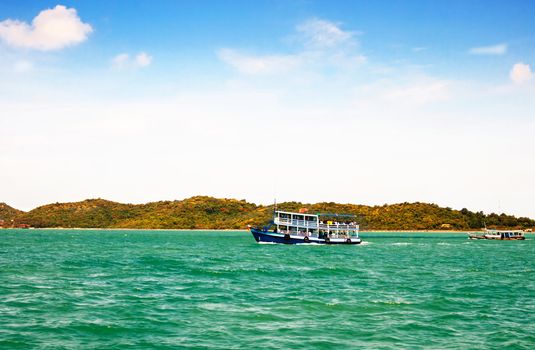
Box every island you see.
[1,197,534,231]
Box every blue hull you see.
[250,228,361,245]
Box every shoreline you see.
[2,227,533,234]
[0,227,248,231]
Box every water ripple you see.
[1,230,534,349]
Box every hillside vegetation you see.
[0,203,23,222]
[2,196,534,230]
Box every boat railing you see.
[278,230,359,238]
[318,223,359,230]
[275,217,359,230]
[275,218,318,228]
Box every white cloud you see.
[112,52,152,69]
[135,52,152,67]
[352,78,454,114]
[217,48,301,74]
[510,62,532,84]
[112,53,130,69]
[469,43,507,55]
[218,18,363,76]
[3,83,535,217]
[382,79,451,105]
[13,60,33,73]
[0,5,92,51]
[296,18,354,48]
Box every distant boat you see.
[468,229,525,240]
[249,209,362,245]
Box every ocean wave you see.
[2,229,535,349]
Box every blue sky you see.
[1,1,534,217]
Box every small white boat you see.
[468,229,525,240]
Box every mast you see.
[273,198,278,232]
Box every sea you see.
[1,230,534,349]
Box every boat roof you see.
[275,210,318,218]
[317,212,357,218]
[274,210,357,218]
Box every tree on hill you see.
[0,203,24,226]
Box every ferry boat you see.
[468,229,525,240]
[249,210,362,245]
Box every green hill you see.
[14,199,137,228]
[0,203,23,223]
[5,197,535,230]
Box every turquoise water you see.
[1,230,534,349]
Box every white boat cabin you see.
[485,229,525,239]
[273,210,359,239]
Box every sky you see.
[1,1,534,217]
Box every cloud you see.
[13,60,33,73]
[383,80,451,105]
[469,43,507,55]
[112,53,130,69]
[510,62,532,84]
[218,18,364,76]
[296,18,354,48]
[353,78,453,112]
[135,52,152,67]
[0,5,92,51]
[112,52,152,69]
[217,48,301,74]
